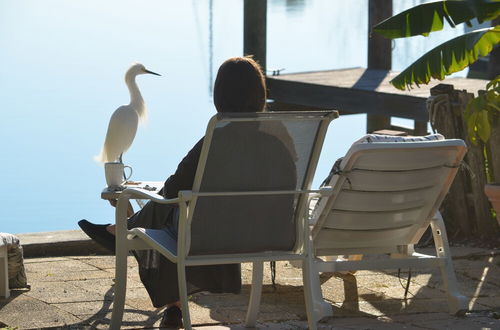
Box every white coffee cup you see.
[105,162,133,187]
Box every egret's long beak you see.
[144,69,161,76]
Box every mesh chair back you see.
[188,112,335,255]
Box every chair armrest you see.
[308,192,322,199]
[119,188,182,205]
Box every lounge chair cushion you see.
[352,133,444,144]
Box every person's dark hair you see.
[213,56,266,113]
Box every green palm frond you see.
[373,0,500,38]
[391,26,500,90]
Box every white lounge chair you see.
[304,135,469,325]
[109,111,338,330]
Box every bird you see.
[95,63,161,163]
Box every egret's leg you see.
[118,154,128,181]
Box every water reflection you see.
[275,0,306,15]
[208,0,214,95]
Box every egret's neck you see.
[125,73,147,121]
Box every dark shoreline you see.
[17,230,112,258]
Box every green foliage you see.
[464,75,500,144]
[372,0,500,91]
[391,26,500,90]
[374,0,500,38]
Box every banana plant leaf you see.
[373,0,500,38]
[391,26,500,90]
[464,75,500,143]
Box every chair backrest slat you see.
[326,208,424,230]
[344,167,449,191]
[343,144,462,171]
[314,225,418,250]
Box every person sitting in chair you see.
[79,56,297,328]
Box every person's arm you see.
[162,138,204,199]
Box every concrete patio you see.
[0,232,499,329]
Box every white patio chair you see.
[110,111,338,330]
[305,135,469,325]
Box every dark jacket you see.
[129,138,241,307]
[129,121,297,307]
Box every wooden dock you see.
[266,67,489,122]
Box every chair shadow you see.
[48,252,498,329]
[63,286,164,329]
[193,277,371,327]
[351,254,498,318]
[317,270,457,319]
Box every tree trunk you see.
[429,85,473,239]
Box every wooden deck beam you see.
[267,74,427,121]
[266,68,489,123]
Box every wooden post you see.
[429,85,473,239]
[414,121,428,136]
[367,0,392,133]
[430,84,498,239]
[244,0,267,73]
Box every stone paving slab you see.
[0,247,499,329]
[196,312,500,330]
[0,293,82,329]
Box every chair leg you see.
[0,245,9,299]
[110,239,129,329]
[245,261,264,327]
[303,255,331,329]
[177,262,192,330]
[431,212,468,315]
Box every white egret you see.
[95,63,161,163]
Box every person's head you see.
[213,56,266,113]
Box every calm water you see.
[1,0,466,234]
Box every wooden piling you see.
[244,0,267,72]
[429,85,473,238]
[414,120,428,135]
[367,0,392,133]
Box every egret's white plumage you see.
[95,63,160,163]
